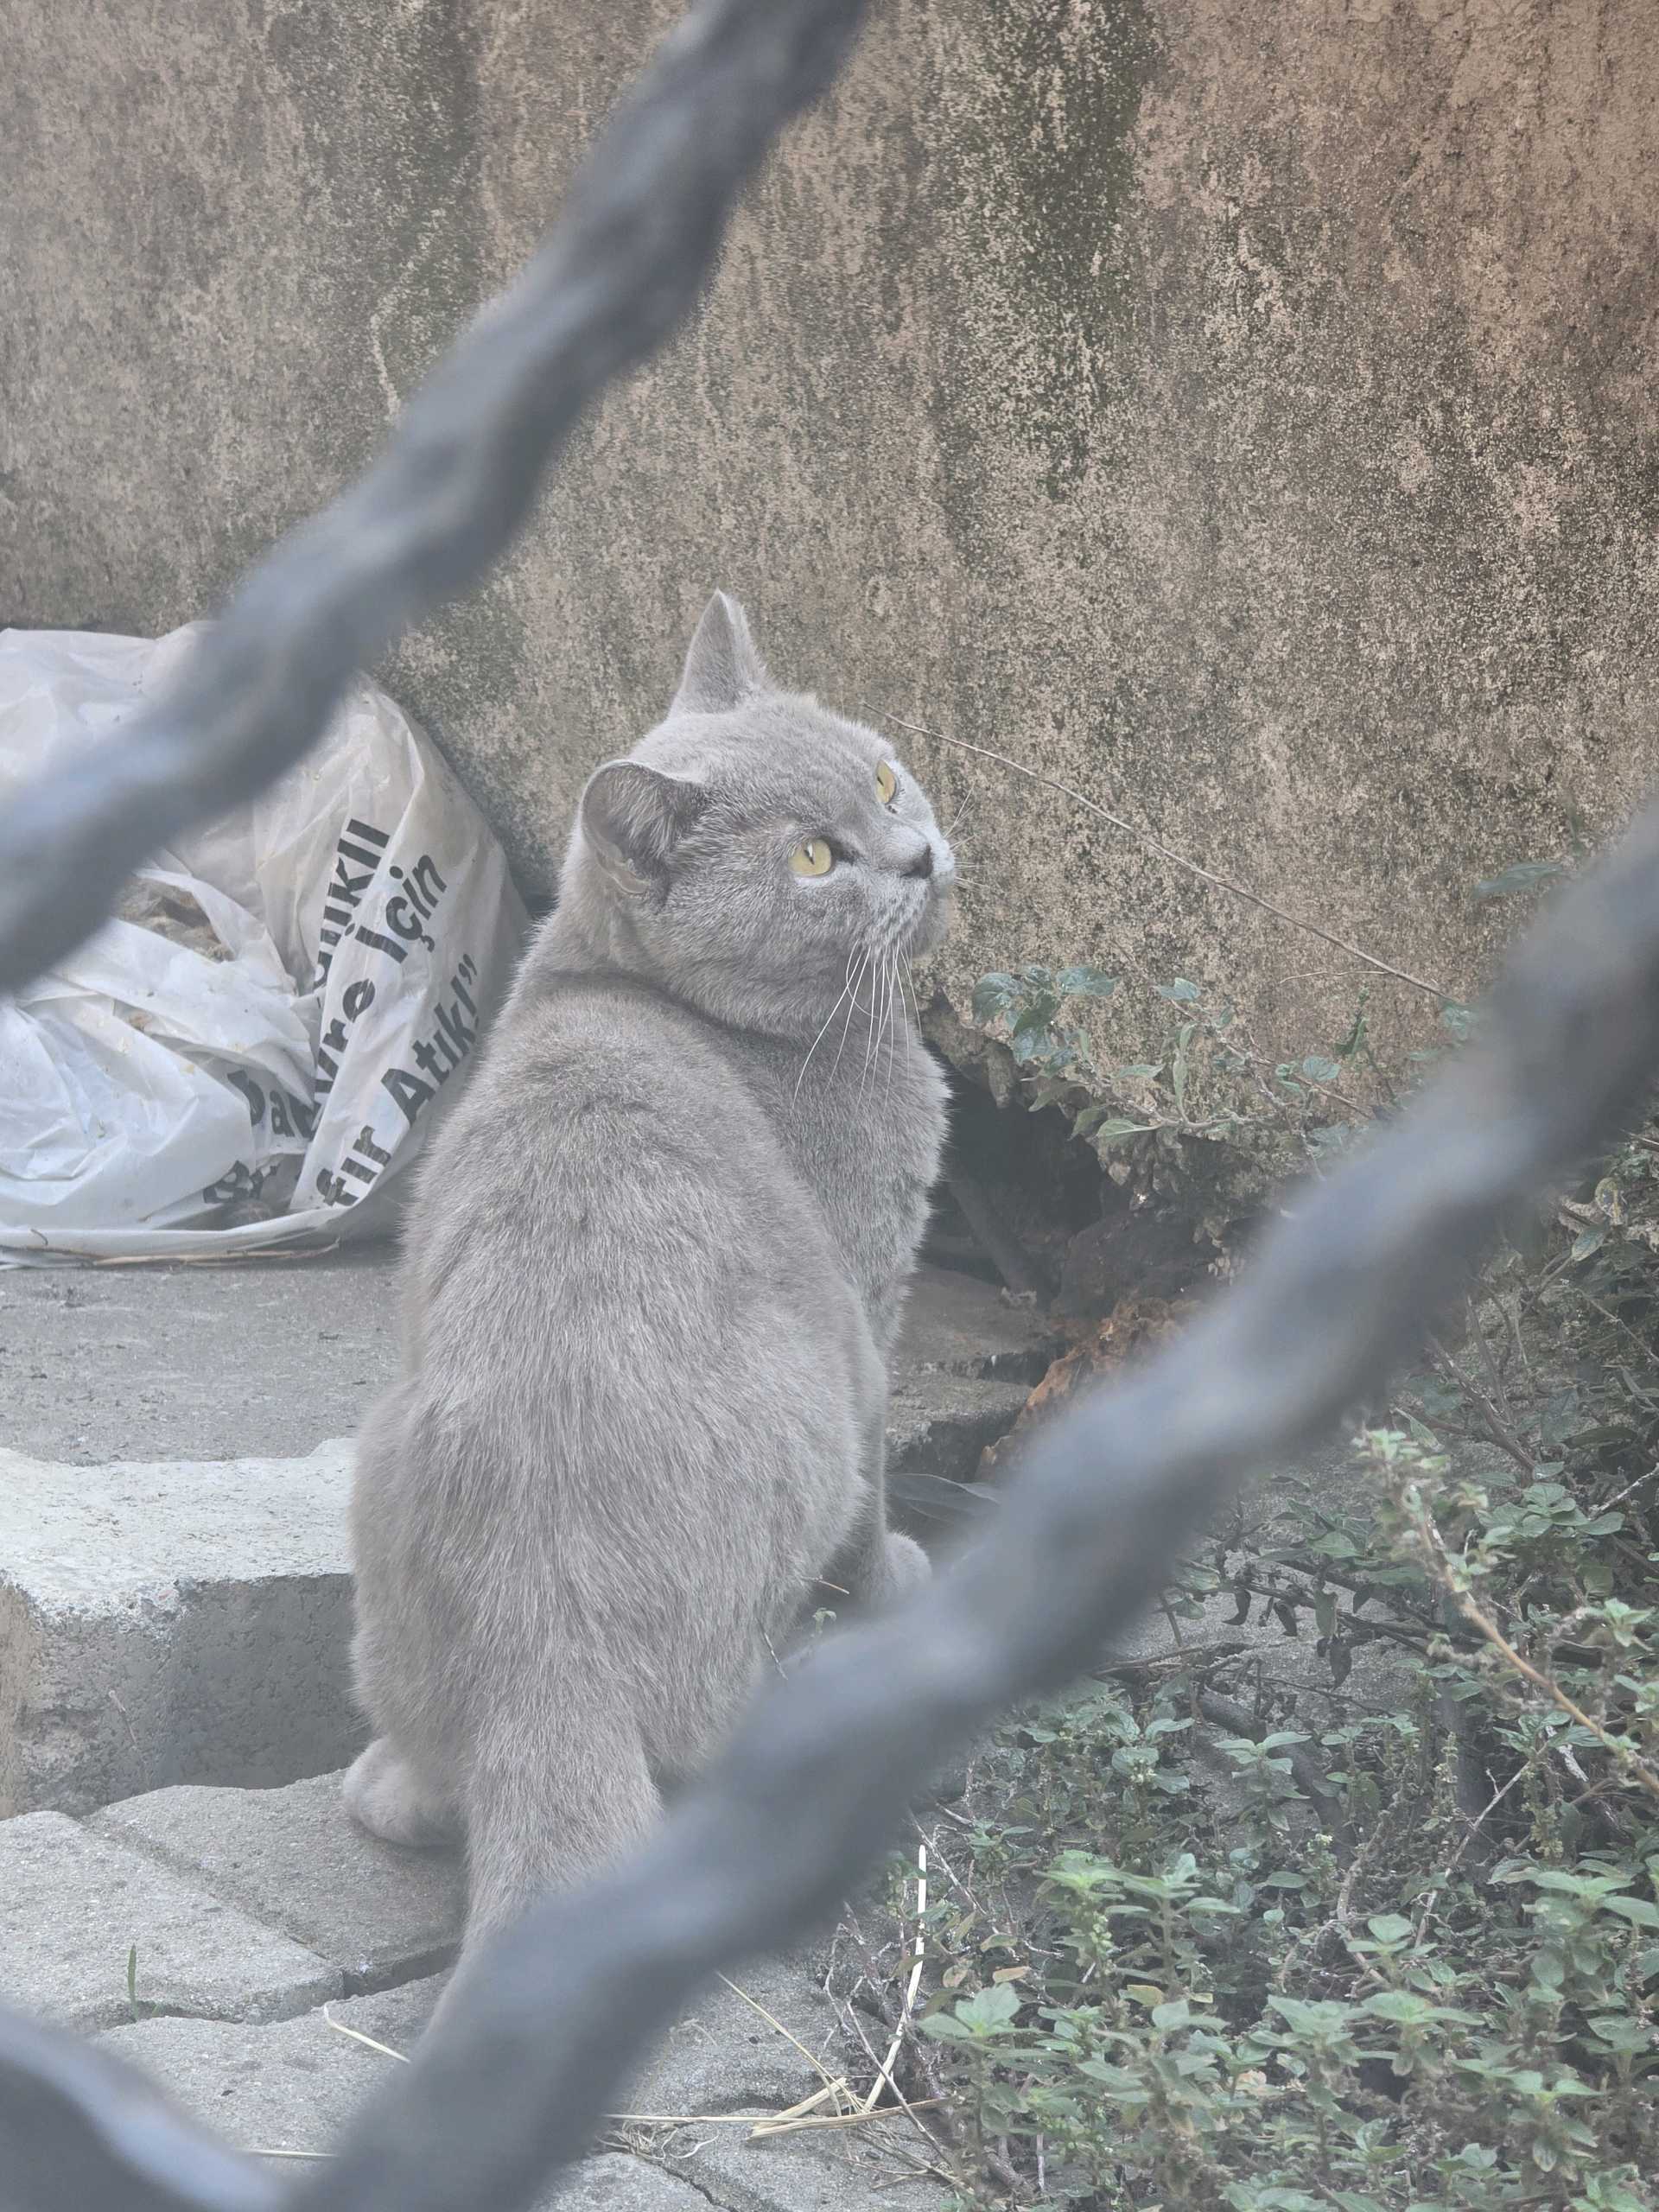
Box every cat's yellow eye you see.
[874,760,898,804]
[790,838,834,878]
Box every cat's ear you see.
[580,760,708,895]
[669,591,771,715]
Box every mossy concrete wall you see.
[4,1,1656,1065]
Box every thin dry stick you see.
[869,709,1453,1005]
[748,2101,943,2140]
[324,2010,407,2064]
[818,1962,947,2175]
[749,2079,848,2133]
[860,1842,928,2115]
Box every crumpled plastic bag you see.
[0,622,527,1260]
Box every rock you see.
[892,1268,1052,1383]
[886,1369,1033,1493]
[0,1810,339,2032]
[0,1440,359,1816]
[650,2123,915,2212]
[885,1268,1052,1526]
[94,1983,429,2158]
[97,1993,720,2212]
[623,1953,842,2120]
[97,1967,906,2212]
[91,1770,463,1991]
[560,2160,727,2212]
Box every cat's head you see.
[564,593,956,1037]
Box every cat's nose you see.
[901,840,934,880]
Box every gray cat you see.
[344,593,956,1976]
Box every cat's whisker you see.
[795,962,860,1101]
[871,951,891,1103]
[875,942,900,1101]
[860,942,887,1092]
[883,953,902,1108]
[899,956,921,1072]
[887,943,907,1094]
[830,950,874,1083]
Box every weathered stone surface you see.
[0,1810,339,2032]
[100,1987,721,2212]
[650,2125,913,2212]
[619,1955,920,2210]
[3,1258,1033,1478]
[99,1972,902,2212]
[93,1980,435,2156]
[0,1440,359,1817]
[93,1985,745,2212]
[101,1945,846,2116]
[558,2160,727,2212]
[7,3,1655,1083]
[888,1271,1046,1515]
[91,1770,463,1990]
[886,1370,1033,1491]
[893,1268,1051,1384]
[0,1254,398,1466]
[624,1954,842,2120]
[0,1268,1035,1821]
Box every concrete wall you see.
[4,1,1656,1067]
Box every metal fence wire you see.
[3,1,1659,2208]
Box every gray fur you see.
[345,593,956,1977]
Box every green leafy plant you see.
[873,926,1659,2210]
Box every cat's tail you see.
[459,1672,664,1954]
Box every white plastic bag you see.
[0,623,527,1259]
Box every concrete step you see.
[91,1770,462,1992]
[43,1764,908,2210]
[0,1440,358,1819]
[95,1967,903,2211]
[0,1808,340,2034]
[3,1268,1044,1818]
[93,1941,848,2130]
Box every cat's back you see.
[403,970,854,1383]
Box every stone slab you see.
[888,1268,1046,1514]
[2,1255,1037,1468]
[105,1944,846,2113]
[98,1989,715,2212]
[893,1268,1051,1382]
[2,1266,1038,1817]
[618,1955,918,2210]
[94,1981,435,2157]
[0,1254,399,1465]
[0,1809,340,2032]
[0,1439,359,1816]
[886,1370,1032,1490]
[624,1954,843,2121]
[98,1971,904,2212]
[91,1770,464,1991]
[649,2126,914,2212]
[560,2161,723,2212]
